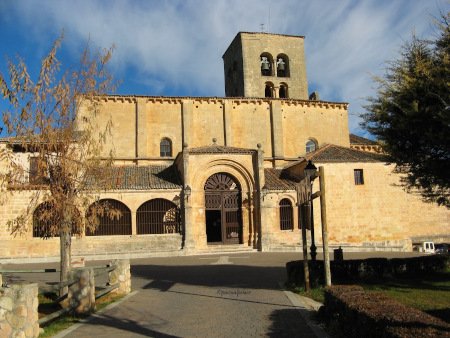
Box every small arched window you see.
[279,199,293,230]
[306,139,317,153]
[276,54,290,77]
[260,53,274,76]
[265,82,274,98]
[279,83,288,98]
[160,138,172,157]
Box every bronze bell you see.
[261,61,270,71]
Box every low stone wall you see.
[0,234,183,262]
[62,260,130,314]
[108,259,131,296]
[67,268,95,314]
[0,283,39,338]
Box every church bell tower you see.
[222,32,309,99]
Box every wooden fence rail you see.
[1,259,130,328]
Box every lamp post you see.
[305,161,318,261]
[302,160,317,291]
[184,185,192,202]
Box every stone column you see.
[136,97,147,161]
[182,144,196,251]
[256,144,266,251]
[223,100,233,146]
[182,100,193,147]
[67,268,95,314]
[0,283,39,338]
[109,259,131,296]
[270,101,285,167]
[131,211,137,235]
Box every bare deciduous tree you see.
[0,35,119,294]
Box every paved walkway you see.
[54,253,328,338]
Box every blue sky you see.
[0,0,448,137]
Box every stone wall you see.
[108,259,131,296]
[67,268,95,314]
[0,283,39,338]
[311,162,449,250]
[77,96,349,163]
[0,189,183,261]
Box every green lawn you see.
[294,272,450,323]
[38,292,124,337]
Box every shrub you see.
[322,285,450,338]
[286,255,450,286]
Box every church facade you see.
[1,32,448,261]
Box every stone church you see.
[1,32,448,261]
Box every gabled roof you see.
[349,134,378,145]
[88,165,182,190]
[264,169,300,191]
[306,144,387,163]
[189,145,256,155]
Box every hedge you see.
[320,285,450,338]
[286,254,450,286]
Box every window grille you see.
[86,199,132,236]
[279,198,294,230]
[33,202,80,237]
[160,138,172,157]
[354,169,364,185]
[137,199,181,234]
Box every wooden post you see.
[319,166,331,286]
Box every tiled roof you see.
[88,165,182,190]
[349,134,378,145]
[306,144,387,163]
[189,145,256,155]
[264,169,300,191]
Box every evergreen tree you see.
[362,12,450,207]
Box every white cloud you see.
[3,0,448,135]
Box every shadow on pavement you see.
[132,264,287,290]
[267,308,319,338]
[82,313,181,338]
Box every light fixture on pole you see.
[184,185,192,202]
[261,185,269,201]
[301,160,318,291]
[305,160,318,261]
[304,160,317,181]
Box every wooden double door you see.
[204,173,242,244]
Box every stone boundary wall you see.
[0,283,39,338]
[64,260,131,314]
[108,259,131,296]
[66,268,96,314]
[0,234,182,262]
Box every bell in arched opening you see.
[261,57,270,71]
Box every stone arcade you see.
[1,32,448,261]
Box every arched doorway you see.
[204,172,242,244]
